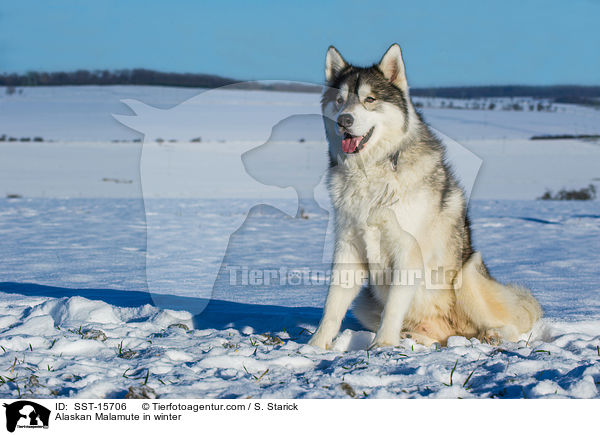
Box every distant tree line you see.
[0,69,237,88]
[1,70,599,102]
[0,69,320,93]
[411,85,600,105]
[538,184,597,201]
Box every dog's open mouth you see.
[341,127,374,154]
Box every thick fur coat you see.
[309,44,542,349]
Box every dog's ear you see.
[378,44,408,91]
[325,46,347,83]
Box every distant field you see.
[1,85,599,200]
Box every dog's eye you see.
[336,97,344,105]
[365,96,376,103]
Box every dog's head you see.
[321,44,413,164]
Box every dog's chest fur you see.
[329,153,437,251]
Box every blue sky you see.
[1,0,599,87]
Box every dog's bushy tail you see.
[455,252,542,341]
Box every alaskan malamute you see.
[309,44,542,349]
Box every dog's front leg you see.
[309,241,367,349]
[372,272,421,347]
[368,208,424,348]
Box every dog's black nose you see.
[337,113,354,128]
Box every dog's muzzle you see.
[341,126,374,154]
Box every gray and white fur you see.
[309,44,542,349]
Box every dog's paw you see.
[370,333,400,349]
[479,328,503,346]
[400,331,440,348]
[308,333,332,350]
[369,340,399,349]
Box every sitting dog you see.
[309,44,542,349]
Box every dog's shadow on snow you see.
[0,282,360,341]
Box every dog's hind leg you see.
[454,252,542,342]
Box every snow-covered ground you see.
[0,86,598,398]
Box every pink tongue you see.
[342,136,363,153]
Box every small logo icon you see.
[3,401,50,433]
